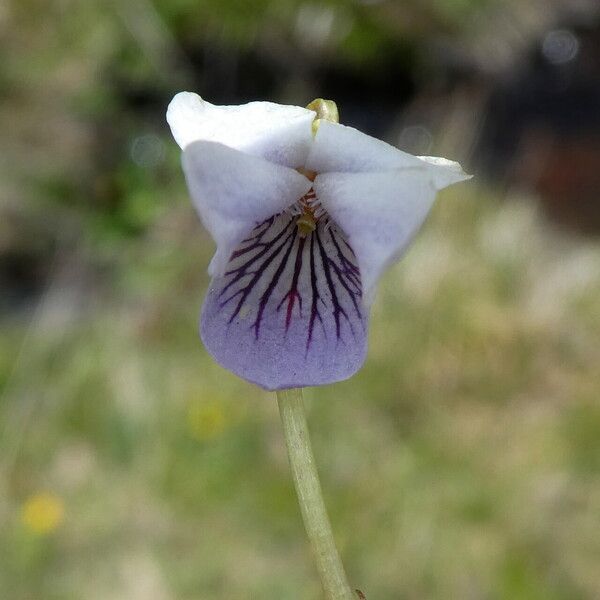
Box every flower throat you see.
[295,99,339,238]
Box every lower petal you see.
[200,214,367,390]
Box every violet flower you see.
[167,93,470,391]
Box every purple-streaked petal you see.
[200,215,367,390]
[167,92,316,168]
[306,121,471,188]
[314,170,439,304]
[182,141,311,276]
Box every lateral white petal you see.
[306,121,425,173]
[418,155,472,189]
[182,141,312,276]
[306,121,471,190]
[168,92,315,168]
[314,170,438,303]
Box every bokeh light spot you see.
[398,125,433,155]
[542,29,579,65]
[130,134,166,168]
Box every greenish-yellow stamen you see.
[306,98,339,135]
[294,100,340,237]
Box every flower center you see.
[294,169,324,238]
[296,188,318,237]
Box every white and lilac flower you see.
[167,93,470,391]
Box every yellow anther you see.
[306,98,339,135]
[297,213,317,237]
[297,167,317,181]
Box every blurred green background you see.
[1,0,600,598]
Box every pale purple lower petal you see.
[200,214,367,390]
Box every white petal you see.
[314,170,438,303]
[418,155,472,189]
[182,141,312,276]
[306,120,424,173]
[168,92,315,168]
[306,121,471,190]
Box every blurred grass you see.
[2,0,600,597]
[1,183,599,599]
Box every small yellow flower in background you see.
[21,492,64,534]
[187,401,227,441]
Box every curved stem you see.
[276,388,354,600]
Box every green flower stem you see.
[276,388,355,600]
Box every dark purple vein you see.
[251,230,298,338]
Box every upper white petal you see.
[314,170,438,304]
[306,121,471,189]
[168,92,316,168]
[182,140,312,276]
